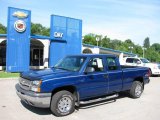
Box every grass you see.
[0,71,20,78]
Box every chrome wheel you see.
[135,84,142,97]
[58,96,72,113]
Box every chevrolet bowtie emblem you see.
[13,11,28,18]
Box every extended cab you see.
[16,54,150,116]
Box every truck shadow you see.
[20,92,130,115]
[20,100,52,115]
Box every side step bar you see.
[80,94,119,105]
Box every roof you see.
[68,54,116,57]
[83,43,136,56]
[0,34,50,39]
[30,34,50,39]
[0,34,7,37]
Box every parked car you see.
[120,57,160,76]
[16,54,150,116]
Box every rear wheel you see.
[129,81,143,98]
[50,90,75,117]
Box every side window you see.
[107,57,118,70]
[87,58,104,72]
[126,58,134,63]
[133,58,140,63]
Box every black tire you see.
[129,81,143,98]
[50,90,75,117]
[149,69,153,77]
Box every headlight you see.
[30,80,42,92]
[153,65,158,69]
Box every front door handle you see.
[103,74,108,79]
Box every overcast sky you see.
[0,0,160,45]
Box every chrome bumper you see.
[15,84,51,108]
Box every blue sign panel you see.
[6,7,31,72]
[49,15,82,66]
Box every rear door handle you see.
[103,74,108,79]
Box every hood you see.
[21,68,76,80]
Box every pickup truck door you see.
[106,57,123,93]
[79,57,109,99]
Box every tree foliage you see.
[0,23,7,34]
[83,33,160,62]
[31,23,50,36]
[143,37,150,48]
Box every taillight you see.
[148,69,151,77]
[145,69,151,77]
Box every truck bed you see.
[121,65,142,69]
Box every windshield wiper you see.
[53,67,74,71]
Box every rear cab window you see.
[106,57,119,71]
[126,58,134,63]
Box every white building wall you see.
[37,39,50,68]
[82,46,100,54]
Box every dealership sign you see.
[13,11,28,18]
[54,32,63,38]
[14,20,26,32]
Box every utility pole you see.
[142,47,147,58]
[128,46,133,53]
[96,37,100,47]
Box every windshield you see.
[54,56,86,72]
[140,58,150,63]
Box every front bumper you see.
[152,69,160,75]
[15,84,51,108]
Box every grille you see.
[19,77,31,91]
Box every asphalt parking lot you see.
[0,77,160,120]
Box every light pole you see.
[96,37,100,47]
[142,47,147,58]
[128,46,133,53]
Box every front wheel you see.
[50,90,75,117]
[129,81,143,98]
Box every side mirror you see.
[137,61,141,64]
[85,67,95,74]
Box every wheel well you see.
[51,86,78,100]
[134,77,144,87]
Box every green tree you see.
[145,47,160,62]
[83,33,97,46]
[151,43,160,53]
[0,23,7,34]
[109,39,122,49]
[101,36,110,48]
[143,37,150,49]
[31,23,50,36]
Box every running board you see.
[80,94,118,105]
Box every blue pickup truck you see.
[16,54,150,116]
